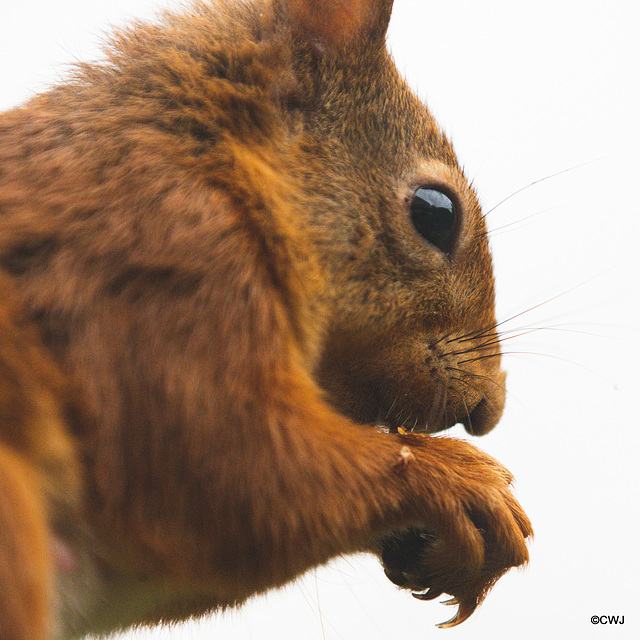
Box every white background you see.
[2,0,639,638]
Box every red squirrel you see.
[0,0,532,637]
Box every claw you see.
[436,599,477,629]
[412,588,442,601]
[441,597,459,606]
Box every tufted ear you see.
[283,0,394,50]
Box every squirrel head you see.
[269,0,505,435]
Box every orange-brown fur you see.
[0,273,83,639]
[0,0,532,637]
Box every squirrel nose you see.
[462,395,496,435]
[461,370,507,436]
[462,389,506,436]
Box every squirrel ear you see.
[282,0,394,50]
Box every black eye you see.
[410,187,458,253]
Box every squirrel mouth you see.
[378,393,497,436]
[379,416,452,436]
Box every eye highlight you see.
[409,187,458,254]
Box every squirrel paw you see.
[377,437,533,627]
[380,526,484,627]
[380,478,532,628]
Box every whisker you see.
[445,322,615,371]
[452,322,624,362]
[496,351,617,384]
[448,341,501,359]
[434,325,513,364]
[451,375,501,418]
[496,325,620,343]
[428,382,443,429]
[446,329,510,356]
[444,389,450,428]
[313,571,327,640]
[449,321,626,369]
[448,380,473,426]
[481,159,599,220]
[448,367,532,417]
[453,287,592,347]
[458,352,502,366]
[480,328,542,347]
[501,319,629,342]
[439,385,449,428]
[496,267,619,331]
[445,366,507,392]
[477,206,559,240]
[446,324,499,346]
[430,331,452,349]
[454,265,619,349]
[384,394,398,420]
